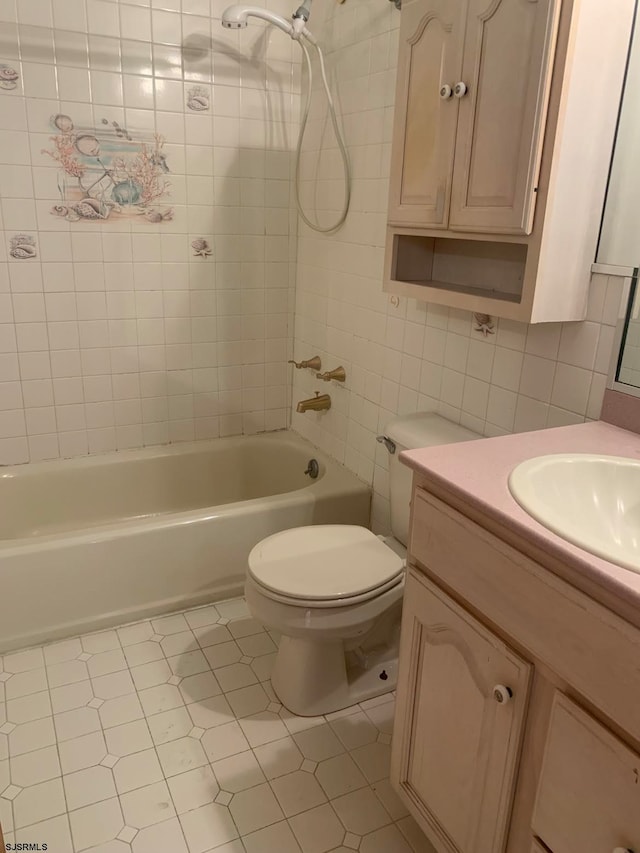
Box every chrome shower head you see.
[221,5,295,36]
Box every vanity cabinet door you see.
[448,0,560,235]
[533,692,640,853]
[388,0,466,228]
[392,567,531,853]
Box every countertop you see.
[401,420,640,628]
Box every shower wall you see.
[0,0,299,465]
[291,0,625,532]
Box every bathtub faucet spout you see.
[296,392,331,413]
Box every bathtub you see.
[0,431,371,651]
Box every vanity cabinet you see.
[392,568,531,853]
[385,0,635,322]
[393,483,640,853]
[533,694,640,853]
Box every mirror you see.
[613,275,640,394]
[598,16,640,268]
[600,13,640,394]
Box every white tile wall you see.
[290,0,626,534]
[0,0,625,493]
[0,0,300,465]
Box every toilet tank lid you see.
[385,412,480,450]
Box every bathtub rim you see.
[0,428,321,479]
[0,430,365,554]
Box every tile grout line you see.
[1,596,413,853]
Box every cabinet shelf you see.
[390,233,527,305]
[397,282,522,303]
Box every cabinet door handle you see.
[454,81,468,98]
[493,684,513,704]
[612,848,634,852]
[439,84,453,100]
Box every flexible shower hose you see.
[296,39,352,233]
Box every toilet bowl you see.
[246,525,405,716]
[246,413,481,716]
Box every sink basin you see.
[508,454,640,574]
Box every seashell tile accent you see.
[9,234,37,260]
[473,313,495,337]
[0,62,19,91]
[144,208,173,223]
[191,238,212,258]
[186,86,211,112]
[51,199,116,221]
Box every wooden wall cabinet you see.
[393,483,640,853]
[390,0,557,236]
[388,0,466,230]
[385,0,635,322]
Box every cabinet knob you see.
[439,84,453,100]
[493,684,513,704]
[454,81,468,98]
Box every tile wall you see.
[291,0,627,533]
[0,0,626,520]
[0,0,300,465]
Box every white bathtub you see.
[0,432,370,651]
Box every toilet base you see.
[271,634,398,717]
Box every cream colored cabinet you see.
[390,0,558,236]
[533,693,640,853]
[392,567,531,853]
[395,482,640,853]
[385,0,635,322]
[388,0,465,228]
[449,0,559,235]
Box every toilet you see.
[245,413,480,716]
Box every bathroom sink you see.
[508,454,640,574]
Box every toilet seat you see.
[248,571,404,608]
[248,525,404,607]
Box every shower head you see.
[221,5,295,36]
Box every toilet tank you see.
[384,413,481,546]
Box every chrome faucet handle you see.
[288,356,322,371]
[376,435,396,454]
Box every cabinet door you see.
[533,693,640,853]
[449,0,560,234]
[388,0,466,228]
[392,568,531,853]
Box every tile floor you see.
[0,597,429,853]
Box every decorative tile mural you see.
[0,63,19,91]
[42,113,174,224]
